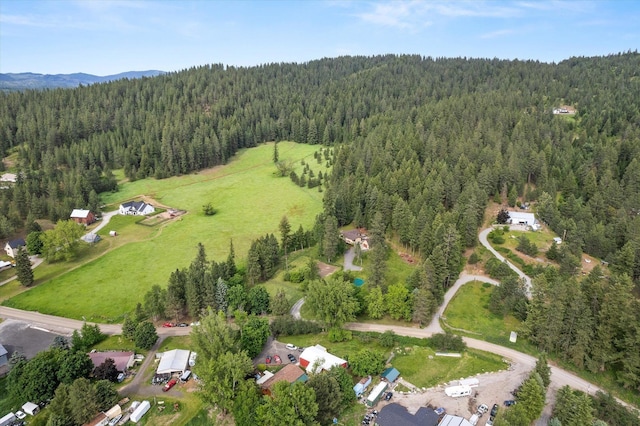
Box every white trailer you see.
[130,400,151,423]
[0,413,16,426]
[444,385,472,397]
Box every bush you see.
[468,252,480,264]
[428,333,466,352]
[270,316,322,337]
[379,330,396,348]
[328,327,352,342]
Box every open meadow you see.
[3,142,325,321]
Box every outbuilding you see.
[70,209,96,225]
[156,349,190,375]
[129,400,150,423]
[381,367,400,383]
[299,344,347,374]
[366,381,388,407]
[21,402,39,416]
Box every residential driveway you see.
[478,227,532,296]
[89,210,119,235]
[343,247,362,271]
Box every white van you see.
[444,385,472,398]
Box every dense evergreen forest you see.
[2,53,640,391]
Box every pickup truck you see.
[163,378,177,392]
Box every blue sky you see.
[1,0,638,75]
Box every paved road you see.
[478,227,532,296]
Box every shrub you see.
[379,330,396,348]
[428,333,466,352]
[328,327,352,342]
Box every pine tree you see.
[15,247,34,287]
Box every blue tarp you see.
[381,367,400,382]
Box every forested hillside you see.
[2,53,640,389]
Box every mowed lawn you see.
[4,142,325,322]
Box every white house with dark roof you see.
[4,238,26,258]
[119,201,155,216]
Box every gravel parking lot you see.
[255,337,304,367]
[377,360,533,425]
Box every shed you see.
[129,400,150,423]
[156,349,190,375]
[366,381,388,407]
[381,367,400,383]
[0,344,8,367]
[353,375,372,396]
[81,233,101,244]
[21,402,39,416]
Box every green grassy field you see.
[442,281,536,353]
[391,346,507,388]
[3,142,324,321]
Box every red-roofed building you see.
[88,351,134,372]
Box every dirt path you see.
[478,227,532,296]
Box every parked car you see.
[117,372,125,382]
[490,404,499,417]
[477,404,489,415]
[384,392,393,401]
[163,378,178,392]
[178,323,188,327]
[162,322,174,327]
[434,407,445,416]
[287,354,296,363]
[286,343,298,350]
[486,418,494,426]
[274,355,282,364]
[504,400,516,406]
[15,411,26,420]
[265,356,272,364]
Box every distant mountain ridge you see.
[0,70,164,91]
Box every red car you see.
[266,356,272,364]
[274,355,282,364]
[162,322,174,328]
[163,378,177,392]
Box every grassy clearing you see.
[130,393,205,426]
[4,142,324,321]
[91,335,138,352]
[443,281,536,353]
[392,346,507,388]
[158,336,193,352]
